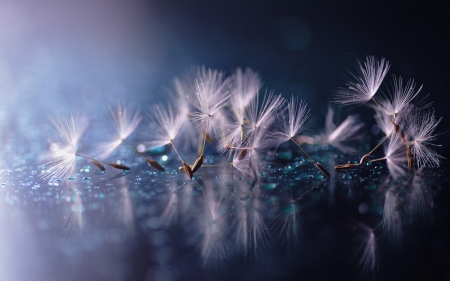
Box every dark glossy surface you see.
[1,1,450,281]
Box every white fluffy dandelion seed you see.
[378,76,422,119]
[405,110,442,168]
[374,110,395,137]
[334,56,390,105]
[370,132,407,178]
[41,115,88,183]
[276,96,309,141]
[97,103,142,159]
[187,66,232,138]
[145,103,187,148]
[246,91,285,134]
[231,68,262,111]
[222,68,263,150]
[317,107,364,153]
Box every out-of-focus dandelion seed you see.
[246,91,284,133]
[383,188,403,242]
[296,107,364,154]
[333,56,390,106]
[352,223,378,279]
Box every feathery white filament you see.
[334,56,390,105]
[41,115,88,183]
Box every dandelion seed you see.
[370,133,406,178]
[405,110,442,168]
[378,76,422,119]
[183,162,193,179]
[276,97,330,178]
[147,159,165,172]
[191,154,204,173]
[334,56,390,105]
[109,163,131,170]
[276,96,309,141]
[41,115,88,183]
[145,103,186,149]
[92,160,106,172]
[221,68,263,149]
[246,91,285,133]
[188,66,232,139]
[97,103,142,159]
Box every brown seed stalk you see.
[314,161,330,178]
[92,160,106,171]
[147,159,165,171]
[191,154,204,173]
[183,162,193,179]
[109,163,131,170]
[237,149,248,160]
[204,132,214,144]
[334,163,354,170]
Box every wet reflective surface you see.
[1,139,449,281]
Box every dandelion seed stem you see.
[75,154,109,165]
[202,163,233,167]
[200,118,210,156]
[369,157,387,163]
[290,138,330,178]
[371,97,382,109]
[122,140,150,161]
[170,140,185,164]
[290,137,314,162]
[367,135,390,156]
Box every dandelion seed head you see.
[145,103,187,148]
[405,110,442,168]
[379,76,422,118]
[41,115,88,183]
[277,96,309,140]
[333,56,390,106]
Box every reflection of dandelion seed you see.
[406,170,433,217]
[199,183,232,268]
[382,188,403,242]
[350,223,378,279]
